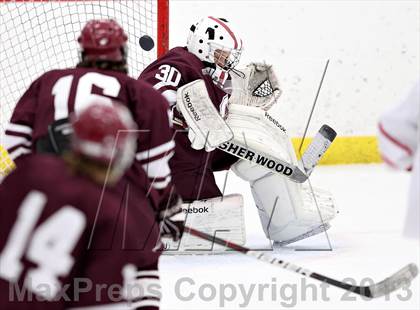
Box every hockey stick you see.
[184,226,418,298]
[218,124,337,183]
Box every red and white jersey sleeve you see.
[3,77,41,161]
[378,79,419,239]
[378,80,419,171]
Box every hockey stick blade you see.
[367,263,418,298]
[185,226,418,298]
[301,124,336,175]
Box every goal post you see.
[157,0,169,58]
[0,0,169,140]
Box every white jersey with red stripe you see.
[378,79,419,238]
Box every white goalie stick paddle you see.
[300,124,337,175]
[185,226,418,298]
[218,124,337,183]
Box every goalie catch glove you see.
[229,63,282,110]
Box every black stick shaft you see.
[185,226,373,297]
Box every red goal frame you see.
[157,0,169,57]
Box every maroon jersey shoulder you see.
[0,153,101,206]
[139,46,228,113]
[9,66,170,145]
[140,46,204,83]
[0,153,128,243]
[10,67,134,142]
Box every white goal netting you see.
[0,0,165,141]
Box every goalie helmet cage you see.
[0,0,169,139]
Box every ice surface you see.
[159,164,419,309]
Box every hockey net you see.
[0,0,169,141]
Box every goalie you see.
[139,16,336,246]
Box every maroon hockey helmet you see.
[71,101,137,178]
[78,19,128,62]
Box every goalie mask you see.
[187,17,243,84]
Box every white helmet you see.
[187,16,243,72]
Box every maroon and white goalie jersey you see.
[0,154,161,309]
[139,47,230,125]
[4,68,175,205]
[138,47,239,201]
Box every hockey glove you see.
[158,193,186,241]
[229,63,282,111]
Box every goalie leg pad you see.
[255,174,336,243]
[273,223,331,247]
[227,103,337,244]
[162,194,246,254]
[234,160,337,244]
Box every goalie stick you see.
[184,226,418,298]
[218,124,337,183]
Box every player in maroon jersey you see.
[0,103,161,309]
[3,19,184,241]
[139,16,243,201]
